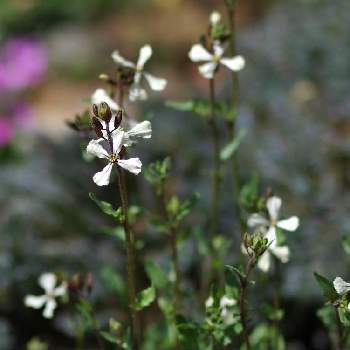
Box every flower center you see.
[109,154,118,163]
[213,54,221,63]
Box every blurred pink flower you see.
[0,119,13,145]
[0,38,47,92]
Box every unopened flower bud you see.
[210,11,221,26]
[69,274,83,293]
[99,73,109,81]
[92,104,99,117]
[92,116,103,138]
[114,110,123,129]
[98,102,112,122]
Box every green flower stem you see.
[335,306,344,350]
[208,77,221,238]
[225,0,245,237]
[116,167,141,350]
[238,257,254,350]
[158,189,181,304]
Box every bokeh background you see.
[0,0,349,349]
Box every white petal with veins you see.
[127,121,152,140]
[93,163,114,186]
[86,139,109,159]
[112,130,125,154]
[118,158,142,175]
[334,277,350,295]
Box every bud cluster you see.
[243,232,268,261]
[68,272,94,297]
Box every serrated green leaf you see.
[220,129,247,161]
[314,272,338,302]
[134,285,156,311]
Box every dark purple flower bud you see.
[92,104,99,117]
[92,116,103,138]
[114,110,123,129]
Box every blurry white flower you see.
[91,89,120,112]
[111,45,167,101]
[24,273,67,319]
[333,277,350,295]
[189,41,245,79]
[205,296,214,308]
[210,11,221,26]
[86,129,142,186]
[220,295,236,325]
[248,196,299,243]
[256,241,290,272]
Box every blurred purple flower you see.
[0,119,13,145]
[0,38,47,92]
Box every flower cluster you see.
[86,103,152,186]
[246,196,299,272]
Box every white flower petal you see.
[205,296,214,308]
[25,295,47,309]
[333,277,350,295]
[127,121,152,140]
[134,71,142,85]
[277,216,299,232]
[111,50,135,68]
[112,130,125,154]
[266,226,276,243]
[39,273,56,294]
[257,251,271,272]
[91,89,120,111]
[188,44,213,62]
[117,158,142,175]
[266,196,282,221]
[137,45,152,69]
[220,55,245,72]
[93,163,114,186]
[129,84,148,101]
[198,62,218,79]
[53,282,67,297]
[86,139,109,159]
[220,296,236,309]
[43,299,57,319]
[270,245,290,263]
[144,73,167,91]
[247,213,269,228]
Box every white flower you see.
[91,89,120,112]
[205,296,214,309]
[257,242,290,272]
[111,45,167,101]
[210,11,221,26]
[334,277,350,295]
[24,273,67,319]
[189,41,245,79]
[220,295,237,325]
[248,196,299,244]
[86,129,142,186]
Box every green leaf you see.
[261,303,284,321]
[314,272,338,302]
[100,331,118,344]
[89,192,123,221]
[342,236,350,255]
[220,129,247,161]
[225,265,246,282]
[166,99,212,118]
[145,261,169,289]
[134,285,156,311]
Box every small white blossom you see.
[24,273,67,319]
[334,277,350,295]
[205,296,214,308]
[247,196,299,272]
[86,129,143,186]
[248,196,299,244]
[189,41,245,79]
[210,11,221,26]
[111,45,167,101]
[91,89,120,112]
[220,295,236,325]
